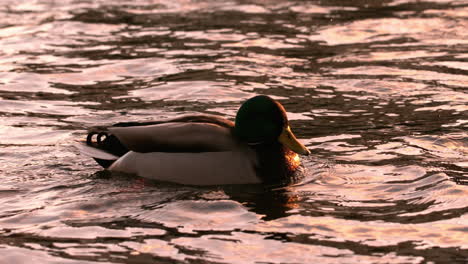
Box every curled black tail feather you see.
[86,131,129,168]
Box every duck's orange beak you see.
[278,126,310,155]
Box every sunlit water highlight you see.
[0,0,467,263]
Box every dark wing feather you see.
[85,114,235,165]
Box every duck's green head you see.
[234,95,310,155]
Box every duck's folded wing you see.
[112,114,234,128]
[109,122,237,153]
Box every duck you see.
[78,95,310,186]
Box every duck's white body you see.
[109,150,260,185]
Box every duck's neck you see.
[251,142,302,185]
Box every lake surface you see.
[0,0,467,263]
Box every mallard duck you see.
[78,95,310,185]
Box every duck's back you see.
[85,114,235,161]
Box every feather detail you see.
[112,114,234,129]
[109,122,237,153]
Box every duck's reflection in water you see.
[222,184,302,221]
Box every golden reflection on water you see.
[258,214,468,248]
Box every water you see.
[0,0,467,263]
